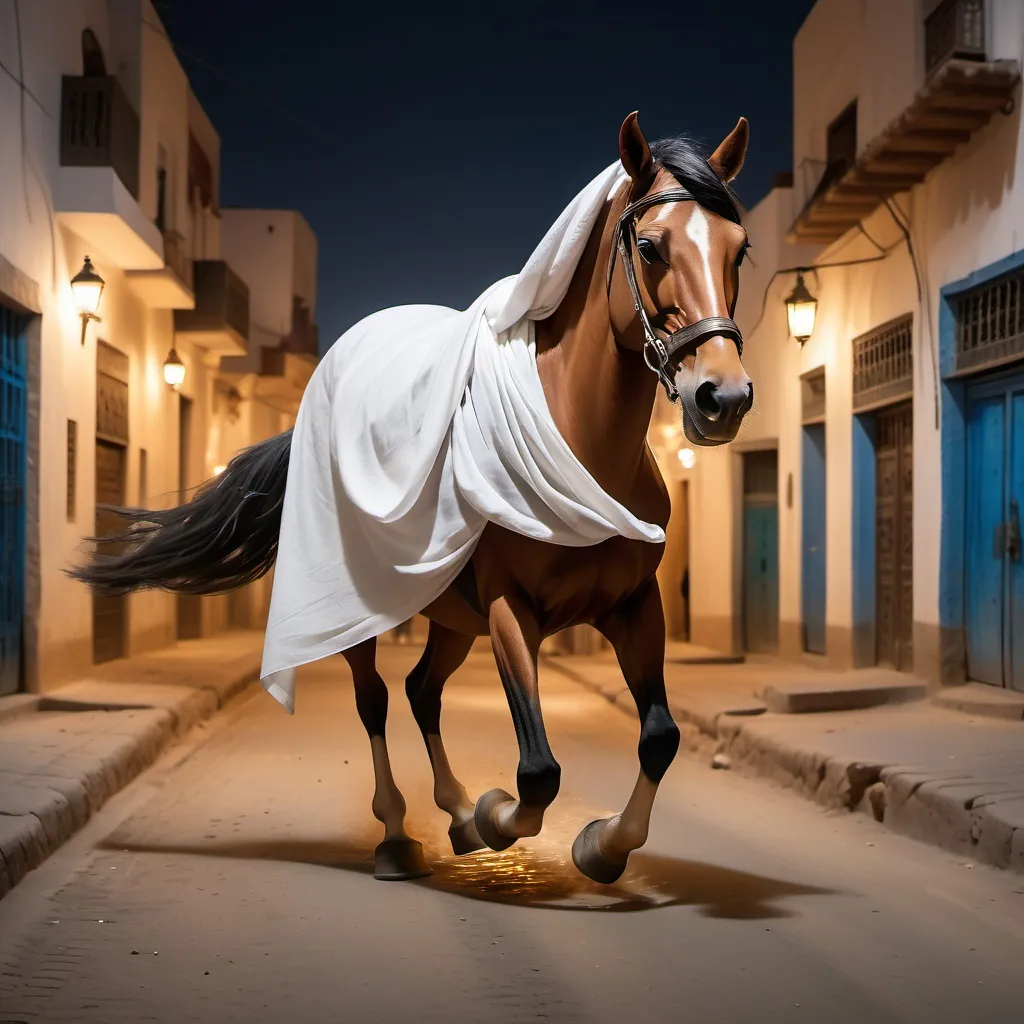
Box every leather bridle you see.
[607,187,743,403]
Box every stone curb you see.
[543,658,1024,875]
[0,654,260,900]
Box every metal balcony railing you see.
[60,76,140,198]
[925,0,986,75]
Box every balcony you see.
[789,2,1019,246]
[252,344,317,414]
[125,229,195,309]
[281,296,319,357]
[173,260,249,357]
[54,76,163,270]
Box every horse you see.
[72,112,753,885]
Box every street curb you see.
[0,662,260,901]
[543,658,1024,875]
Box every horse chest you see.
[472,526,663,632]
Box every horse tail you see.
[69,429,293,597]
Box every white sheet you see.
[261,162,665,712]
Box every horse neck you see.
[535,189,660,499]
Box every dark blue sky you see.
[156,0,816,350]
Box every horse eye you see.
[637,238,666,265]
[735,243,750,268]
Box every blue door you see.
[0,305,28,696]
[966,372,1024,691]
[802,424,827,654]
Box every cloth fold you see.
[261,161,664,712]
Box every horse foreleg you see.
[343,640,431,881]
[474,594,560,851]
[572,579,680,884]
[405,623,485,855]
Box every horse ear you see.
[708,117,749,182]
[618,112,656,194]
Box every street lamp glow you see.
[678,447,696,469]
[71,256,105,344]
[163,348,186,389]
[785,271,818,345]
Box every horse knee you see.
[638,704,680,783]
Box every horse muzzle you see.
[678,374,754,447]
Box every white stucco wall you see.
[686,0,1024,668]
[0,1,294,689]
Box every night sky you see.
[155,0,817,351]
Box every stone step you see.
[932,683,1024,722]
[761,673,929,714]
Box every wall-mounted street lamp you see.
[677,447,696,469]
[785,271,818,346]
[70,256,105,345]
[163,347,186,389]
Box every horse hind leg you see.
[405,623,485,855]
[343,639,431,881]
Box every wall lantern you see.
[163,347,186,389]
[70,256,105,345]
[677,447,696,470]
[785,271,818,345]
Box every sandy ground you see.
[1,645,1022,1024]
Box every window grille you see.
[954,266,1024,374]
[852,314,913,412]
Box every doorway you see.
[176,394,203,640]
[965,371,1023,691]
[875,403,913,670]
[743,450,779,653]
[93,342,130,664]
[0,304,29,693]
[802,424,827,654]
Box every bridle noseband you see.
[607,186,743,403]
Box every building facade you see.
[0,1,316,696]
[661,0,1023,693]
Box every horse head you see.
[609,113,753,447]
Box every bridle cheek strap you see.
[608,187,743,404]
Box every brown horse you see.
[72,112,753,884]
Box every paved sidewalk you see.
[0,631,264,898]
[543,648,1024,874]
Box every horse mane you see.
[648,136,744,225]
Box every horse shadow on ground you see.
[99,829,835,919]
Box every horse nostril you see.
[694,381,722,421]
[744,382,754,413]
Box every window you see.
[852,315,914,411]
[66,419,77,521]
[826,101,858,183]
[139,448,148,507]
[156,145,168,232]
[954,265,1024,374]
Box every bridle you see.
[607,186,743,403]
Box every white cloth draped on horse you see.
[261,162,665,712]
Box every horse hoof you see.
[473,788,518,852]
[448,816,486,856]
[373,838,432,881]
[571,819,628,885]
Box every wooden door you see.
[743,450,779,653]
[0,305,28,694]
[875,404,913,671]
[801,424,827,654]
[93,439,127,663]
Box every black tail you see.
[69,429,293,597]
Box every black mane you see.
[649,137,743,225]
